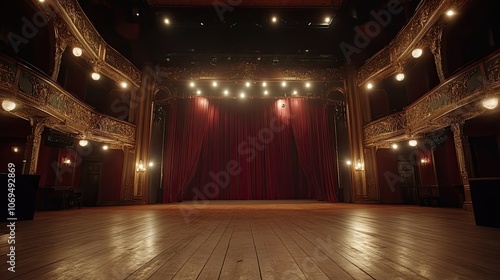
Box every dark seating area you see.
[401,185,465,208]
[36,187,82,211]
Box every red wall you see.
[98,149,124,202]
[376,149,403,203]
[417,149,437,185]
[433,134,462,186]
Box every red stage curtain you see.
[163,98,336,202]
[289,98,338,202]
[183,99,314,200]
[163,98,209,203]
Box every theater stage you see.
[1,201,499,279]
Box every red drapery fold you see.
[183,99,313,200]
[289,98,338,202]
[163,98,209,203]
[162,98,336,202]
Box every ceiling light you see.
[2,100,16,112]
[392,144,398,150]
[120,82,128,88]
[197,90,202,95]
[482,97,499,110]
[366,83,374,90]
[281,81,287,87]
[102,145,109,150]
[39,0,45,2]
[79,139,89,147]
[264,90,269,95]
[446,10,456,17]
[212,81,218,87]
[409,140,418,147]
[272,17,277,23]
[164,18,170,25]
[245,82,251,87]
[305,82,311,88]
[262,82,267,87]
[190,82,195,88]
[396,73,405,81]
[72,47,83,57]
[91,72,101,80]
[240,92,246,99]
[224,90,229,96]
[412,48,423,58]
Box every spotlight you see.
[409,140,418,147]
[391,144,398,150]
[264,90,269,95]
[482,97,499,110]
[262,82,267,87]
[396,73,405,81]
[212,81,218,87]
[292,90,298,95]
[91,72,101,80]
[1,100,16,112]
[12,147,19,153]
[272,16,277,23]
[412,48,423,58]
[190,82,195,88]
[224,90,229,96]
[197,90,202,95]
[164,18,170,25]
[102,145,109,150]
[325,17,331,23]
[366,83,374,90]
[305,82,311,88]
[446,10,456,17]
[245,82,251,88]
[120,82,128,88]
[281,81,287,87]
[240,92,246,99]
[72,47,83,57]
[79,139,89,147]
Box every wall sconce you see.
[63,158,71,166]
[354,160,365,171]
[136,160,146,173]
[420,158,430,165]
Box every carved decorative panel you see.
[356,49,390,84]
[48,0,142,87]
[363,51,500,146]
[156,63,343,82]
[0,55,136,146]
[364,112,407,143]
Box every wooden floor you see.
[1,201,500,279]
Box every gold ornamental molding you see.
[155,62,344,82]
[0,54,136,147]
[356,0,472,86]
[363,50,500,146]
[35,0,142,88]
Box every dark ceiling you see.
[78,0,421,68]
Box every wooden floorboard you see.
[1,201,500,279]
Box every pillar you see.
[24,117,47,175]
[450,121,473,212]
[345,65,374,202]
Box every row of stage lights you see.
[188,81,313,98]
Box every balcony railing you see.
[0,54,136,146]
[364,50,500,146]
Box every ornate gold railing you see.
[364,50,500,146]
[357,0,471,86]
[39,0,142,87]
[0,54,136,146]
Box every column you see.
[130,68,155,202]
[450,121,473,212]
[24,117,47,175]
[344,65,371,202]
